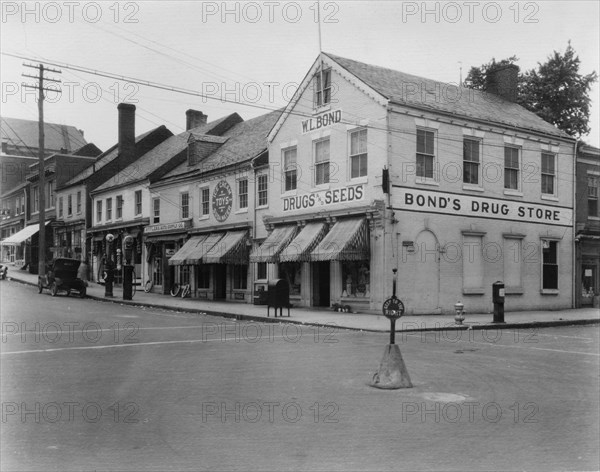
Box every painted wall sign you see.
[301,109,342,134]
[144,220,190,234]
[282,185,364,212]
[393,187,573,227]
[212,180,232,222]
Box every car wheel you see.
[65,289,71,297]
[50,282,58,297]
[80,288,87,298]
[38,280,43,293]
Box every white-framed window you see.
[541,239,558,291]
[233,265,248,290]
[238,178,248,209]
[153,197,160,223]
[180,192,189,219]
[257,174,268,207]
[134,190,142,216]
[96,200,102,222]
[541,152,556,195]
[504,146,520,190]
[463,138,481,185]
[116,195,123,219]
[15,196,20,216]
[106,197,112,221]
[20,195,24,214]
[256,262,267,280]
[67,194,72,216]
[416,128,435,179]
[503,236,523,292]
[350,128,368,179]
[46,180,54,208]
[58,196,63,218]
[283,147,297,192]
[462,233,484,293]
[200,187,210,216]
[588,175,599,217]
[314,138,330,185]
[314,68,331,108]
[33,186,39,213]
[76,191,82,214]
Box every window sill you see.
[588,216,600,221]
[313,104,331,114]
[312,184,330,191]
[256,205,269,210]
[541,195,559,202]
[462,185,484,193]
[504,190,523,197]
[415,179,439,187]
[350,176,368,185]
[134,214,143,219]
[462,288,485,295]
[198,215,209,221]
[282,189,298,197]
[541,289,559,295]
[235,209,249,215]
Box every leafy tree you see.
[465,43,597,138]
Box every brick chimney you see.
[118,103,136,158]
[487,64,519,102]
[186,109,207,130]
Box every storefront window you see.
[341,261,370,298]
[196,264,210,289]
[279,262,301,295]
[256,262,267,280]
[233,265,248,290]
[153,255,163,286]
[179,265,190,285]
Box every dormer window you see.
[314,68,331,108]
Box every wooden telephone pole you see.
[22,63,61,275]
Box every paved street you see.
[1,280,599,471]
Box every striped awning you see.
[1,221,50,245]
[279,222,328,263]
[310,218,369,261]
[168,233,223,266]
[203,231,249,265]
[249,225,297,263]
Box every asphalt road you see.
[1,280,599,472]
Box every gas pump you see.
[122,235,135,300]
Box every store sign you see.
[212,180,232,222]
[394,187,573,227]
[301,109,342,134]
[282,184,364,212]
[145,220,190,234]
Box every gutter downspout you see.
[572,138,579,309]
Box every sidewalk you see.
[4,267,599,332]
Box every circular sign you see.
[382,296,405,319]
[212,180,232,222]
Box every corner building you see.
[262,53,575,314]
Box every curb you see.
[7,276,600,333]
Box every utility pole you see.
[22,63,61,275]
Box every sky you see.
[1,0,599,153]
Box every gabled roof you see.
[94,113,242,191]
[1,117,88,155]
[324,53,570,139]
[162,109,282,181]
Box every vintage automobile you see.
[0,263,7,280]
[38,258,87,298]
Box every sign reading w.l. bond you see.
[283,185,364,212]
[301,109,342,134]
[393,187,573,227]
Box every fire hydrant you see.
[454,301,465,325]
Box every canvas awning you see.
[203,231,249,265]
[168,233,223,266]
[249,225,297,263]
[1,221,50,245]
[279,222,328,263]
[310,218,369,261]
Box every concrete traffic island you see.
[370,344,413,389]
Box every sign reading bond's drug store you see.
[394,187,573,227]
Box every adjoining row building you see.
[2,53,598,312]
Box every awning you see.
[203,231,249,265]
[310,218,369,261]
[168,233,223,266]
[279,222,328,263]
[249,226,297,263]
[1,221,50,245]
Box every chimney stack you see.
[118,103,136,158]
[487,64,519,103]
[186,109,207,130]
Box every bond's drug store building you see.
[261,53,575,314]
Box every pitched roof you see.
[95,114,242,191]
[1,117,88,155]
[162,109,283,180]
[324,53,570,139]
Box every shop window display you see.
[341,261,370,298]
[279,262,301,295]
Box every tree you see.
[465,43,597,139]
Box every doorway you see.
[214,264,226,299]
[312,261,330,307]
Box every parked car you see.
[0,264,7,280]
[38,258,87,298]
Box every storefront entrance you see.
[581,263,598,306]
[214,264,226,299]
[312,261,330,307]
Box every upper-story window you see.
[76,191,82,214]
[181,192,190,219]
[33,186,39,213]
[153,197,160,223]
[350,128,368,179]
[588,175,599,217]
[58,196,63,218]
[106,198,112,221]
[116,195,123,219]
[135,190,142,216]
[504,146,520,190]
[238,179,248,209]
[314,138,330,185]
[314,68,331,108]
[67,194,73,216]
[416,129,435,179]
[257,174,268,207]
[463,138,481,185]
[201,187,210,216]
[541,152,556,195]
[283,147,297,192]
[46,181,54,208]
[96,200,102,222]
